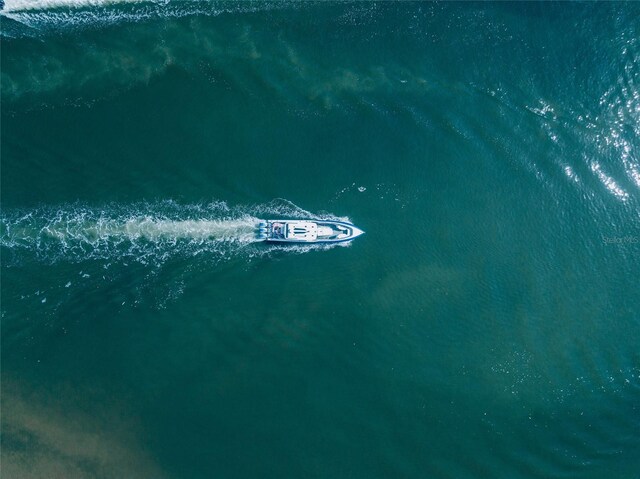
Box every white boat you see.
[257,219,364,243]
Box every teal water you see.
[2,2,639,478]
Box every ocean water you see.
[1,2,639,478]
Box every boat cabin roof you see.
[285,221,317,241]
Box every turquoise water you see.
[2,2,639,478]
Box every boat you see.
[257,219,364,243]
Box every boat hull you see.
[258,219,364,244]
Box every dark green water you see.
[2,2,639,478]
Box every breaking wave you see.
[0,0,283,37]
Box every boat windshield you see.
[271,222,285,239]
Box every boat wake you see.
[0,199,350,265]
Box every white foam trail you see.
[121,218,258,241]
[56,217,261,243]
[32,217,260,245]
[1,0,148,13]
